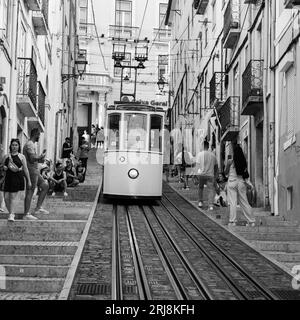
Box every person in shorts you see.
[50,162,68,197]
[23,128,49,220]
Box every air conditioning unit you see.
[285,0,300,9]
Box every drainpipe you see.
[54,110,63,162]
[263,0,270,209]
[8,0,19,148]
[269,0,276,215]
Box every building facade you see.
[76,0,170,141]
[0,0,80,161]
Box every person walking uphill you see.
[77,138,90,183]
[225,143,256,227]
[195,141,218,211]
[23,128,49,220]
[3,139,32,222]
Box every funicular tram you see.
[103,102,165,200]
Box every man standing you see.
[23,128,49,220]
[195,141,218,211]
[62,137,73,162]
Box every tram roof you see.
[107,102,164,113]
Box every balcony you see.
[218,96,240,141]
[24,0,41,11]
[108,25,139,40]
[153,28,171,43]
[32,0,48,36]
[210,72,227,109]
[16,58,38,118]
[223,0,240,48]
[28,82,46,132]
[285,0,300,9]
[242,60,264,116]
[78,73,112,94]
[194,0,209,15]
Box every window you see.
[150,115,163,152]
[107,114,121,150]
[159,3,167,27]
[80,0,88,34]
[158,55,168,80]
[287,186,293,211]
[285,67,295,140]
[114,53,131,78]
[1,0,9,39]
[116,0,132,27]
[124,114,147,151]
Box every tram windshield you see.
[107,113,120,150]
[124,113,147,151]
[150,115,163,153]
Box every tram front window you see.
[124,114,147,151]
[150,115,163,152]
[108,114,120,150]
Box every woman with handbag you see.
[3,139,32,222]
[224,143,256,227]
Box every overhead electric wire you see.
[90,0,108,71]
[137,0,149,40]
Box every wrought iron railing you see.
[223,0,240,42]
[219,96,240,135]
[108,25,139,39]
[242,59,264,105]
[210,72,226,107]
[38,82,46,126]
[17,58,37,109]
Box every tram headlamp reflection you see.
[128,169,139,179]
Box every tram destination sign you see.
[137,99,168,107]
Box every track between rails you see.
[70,185,300,300]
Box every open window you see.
[150,115,163,153]
[107,113,121,150]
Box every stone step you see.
[238,232,300,241]
[0,292,59,300]
[263,251,300,263]
[251,241,300,253]
[3,265,69,278]
[0,254,73,266]
[0,242,78,255]
[0,220,86,229]
[0,277,64,293]
[232,226,300,233]
[0,232,82,242]
[0,213,89,221]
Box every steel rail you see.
[162,193,279,300]
[139,205,188,300]
[148,205,215,300]
[125,206,152,300]
[111,205,123,300]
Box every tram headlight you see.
[128,169,139,180]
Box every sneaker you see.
[24,214,38,221]
[63,192,68,197]
[228,222,237,227]
[246,222,256,227]
[35,208,49,215]
[8,214,15,222]
[51,192,56,197]
[0,208,5,213]
[198,201,203,208]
